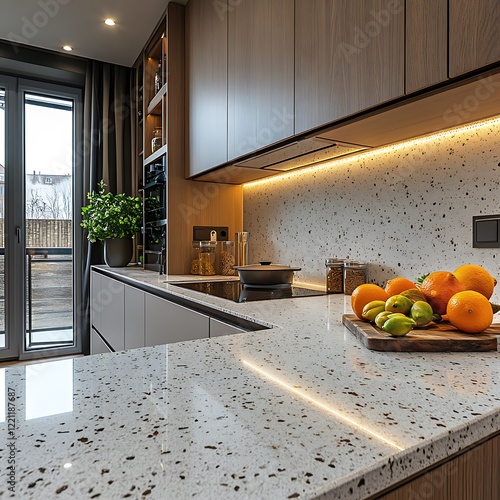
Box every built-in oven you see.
[171,281,326,303]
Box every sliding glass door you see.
[0,76,82,360]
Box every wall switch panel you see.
[473,215,500,248]
[193,226,229,242]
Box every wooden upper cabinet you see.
[185,0,228,177]
[295,0,405,135]
[449,0,500,78]
[406,0,448,93]
[228,0,294,161]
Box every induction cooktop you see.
[171,281,327,303]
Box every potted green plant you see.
[81,180,142,267]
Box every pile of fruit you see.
[351,264,498,337]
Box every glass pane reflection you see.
[25,359,73,420]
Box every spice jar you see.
[218,241,236,275]
[343,260,367,295]
[151,127,162,154]
[325,258,344,294]
[191,241,216,276]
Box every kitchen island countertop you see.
[1,266,499,499]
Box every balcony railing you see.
[0,247,73,349]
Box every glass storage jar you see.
[217,241,236,275]
[343,260,367,295]
[191,241,216,276]
[325,258,344,293]
[151,127,162,154]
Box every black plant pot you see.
[104,238,133,267]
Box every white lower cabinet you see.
[144,292,210,347]
[125,285,145,349]
[99,275,125,351]
[90,271,102,334]
[90,270,257,353]
[209,317,247,337]
[90,327,112,354]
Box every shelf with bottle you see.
[144,110,165,162]
[147,84,166,116]
[144,30,166,106]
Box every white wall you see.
[243,119,500,302]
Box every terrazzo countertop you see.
[1,267,499,499]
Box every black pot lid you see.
[233,264,301,271]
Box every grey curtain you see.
[80,60,134,354]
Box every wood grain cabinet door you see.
[185,0,228,177]
[228,0,295,161]
[295,0,405,135]
[406,0,448,93]
[449,0,500,78]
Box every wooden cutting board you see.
[342,314,500,352]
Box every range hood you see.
[233,138,368,172]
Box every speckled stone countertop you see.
[1,267,499,499]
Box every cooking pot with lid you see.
[233,262,301,286]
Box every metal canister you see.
[235,232,249,267]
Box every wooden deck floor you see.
[0,256,73,345]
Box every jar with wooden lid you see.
[325,258,344,293]
[343,260,367,295]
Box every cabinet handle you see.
[15,226,21,244]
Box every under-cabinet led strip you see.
[244,115,500,189]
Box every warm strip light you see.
[244,115,500,189]
[294,281,326,291]
[241,359,405,451]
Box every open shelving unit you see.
[131,1,244,275]
[133,4,181,274]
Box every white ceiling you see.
[0,0,187,67]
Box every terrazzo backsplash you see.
[243,119,500,302]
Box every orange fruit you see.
[351,284,388,320]
[385,277,418,296]
[419,271,465,315]
[446,290,493,333]
[453,264,497,299]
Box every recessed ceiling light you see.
[104,19,116,26]
[62,45,73,51]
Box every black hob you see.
[171,280,327,303]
